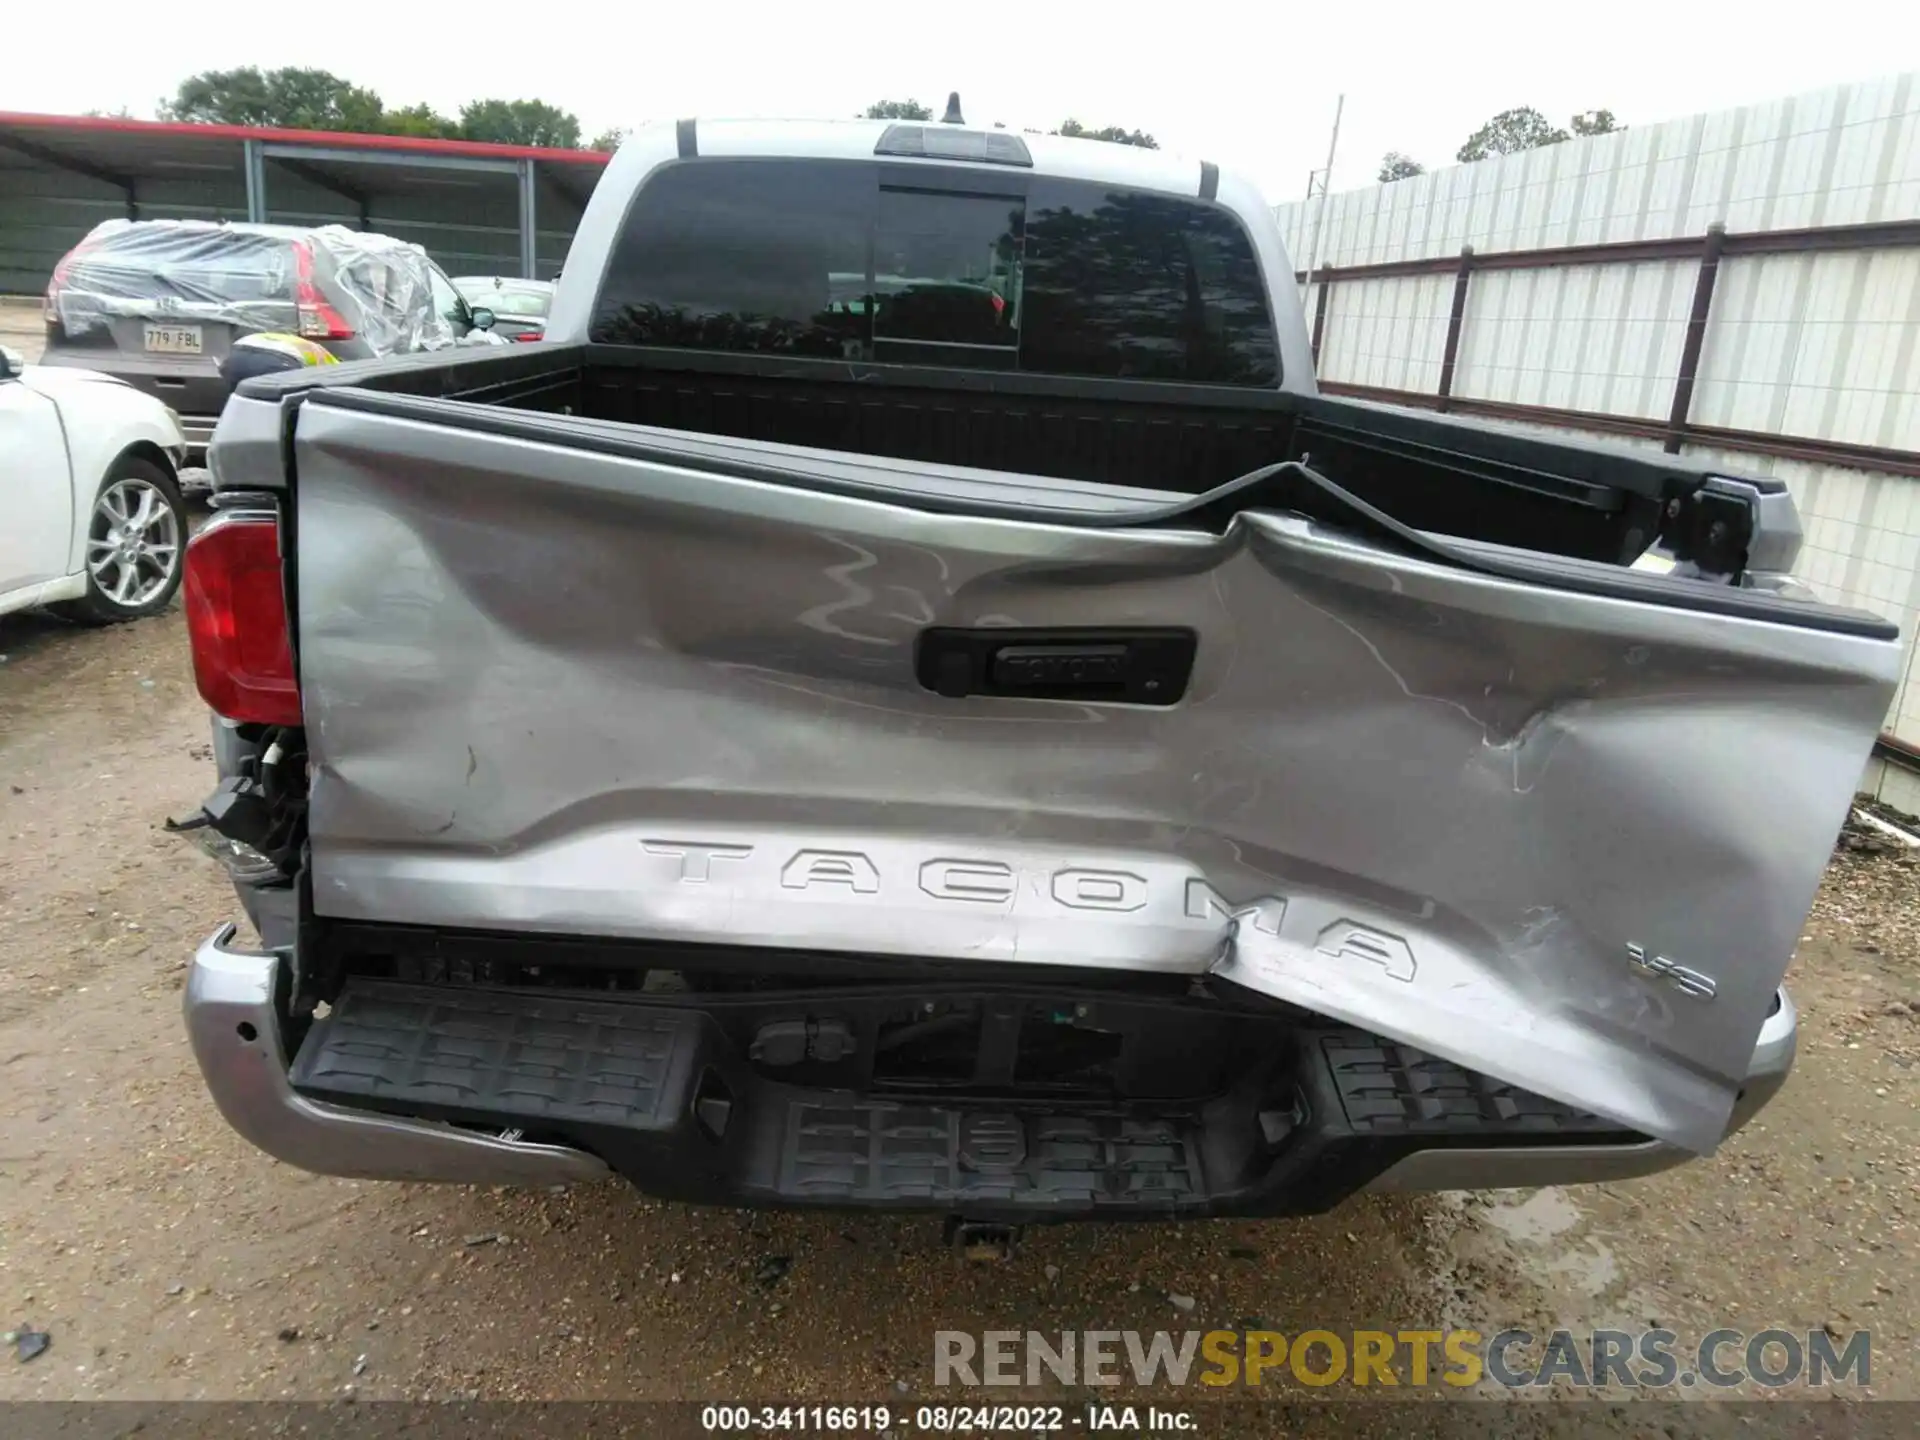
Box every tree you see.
[1457,106,1570,162]
[1054,119,1158,149]
[1456,106,1624,162]
[84,107,135,119]
[1377,151,1425,182]
[381,103,460,140]
[863,99,933,120]
[458,98,582,148]
[589,127,631,152]
[162,66,384,132]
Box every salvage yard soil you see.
[1,602,1916,1428]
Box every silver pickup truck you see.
[179,109,1900,1222]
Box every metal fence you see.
[1272,72,1920,782]
[1297,218,1920,477]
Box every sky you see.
[6,1,1909,203]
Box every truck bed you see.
[234,340,1889,637]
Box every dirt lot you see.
[0,597,1915,1424]
[2,301,45,364]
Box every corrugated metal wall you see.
[0,154,251,293]
[1276,73,1920,773]
[361,171,579,280]
[1451,258,1697,419]
[0,151,582,294]
[1315,273,1454,394]
[1280,73,1918,263]
[1693,246,1919,447]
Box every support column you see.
[1436,245,1475,412]
[1309,269,1331,368]
[1666,223,1727,454]
[518,159,538,279]
[243,140,266,223]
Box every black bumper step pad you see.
[290,983,698,1130]
[1316,1032,1627,1137]
[290,980,1642,1218]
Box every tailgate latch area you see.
[1655,476,1802,586]
[166,730,307,884]
[916,627,1197,705]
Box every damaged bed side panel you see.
[290,400,1900,1155]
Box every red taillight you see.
[292,241,354,341]
[512,330,542,342]
[184,515,302,726]
[45,239,98,325]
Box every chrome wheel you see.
[86,476,181,609]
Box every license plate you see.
[143,323,202,355]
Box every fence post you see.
[1310,269,1330,368]
[1436,245,1475,412]
[1666,222,1727,453]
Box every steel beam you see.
[259,142,520,175]
[1318,380,1920,481]
[1309,271,1329,368]
[1721,217,1920,256]
[243,139,266,223]
[1666,224,1727,454]
[1435,246,1475,412]
[518,159,538,278]
[1298,217,1920,286]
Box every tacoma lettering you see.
[780,850,882,893]
[919,859,1017,904]
[641,839,754,882]
[645,840,1307,931]
[1183,879,1287,937]
[1051,869,1148,912]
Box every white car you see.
[451,276,554,342]
[1,344,190,624]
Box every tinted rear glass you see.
[591,161,870,357]
[591,159,1279,386]
[870,187,1022,361]
[1020,181,1278,385]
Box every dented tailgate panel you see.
[291,398,1900,1155]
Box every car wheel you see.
[52,456,188,625]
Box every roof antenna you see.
[941,92,965,125]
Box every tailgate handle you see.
[916,628,1196,705]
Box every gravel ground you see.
[0,598,1915,1425]
[1,302,43,363]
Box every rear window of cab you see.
[590,158,1281,387]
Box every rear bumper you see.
[1364,989,1797,1193]
[183,925,607,1187]
[182,925,1797,1208]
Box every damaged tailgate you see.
[288,392,1901,1155]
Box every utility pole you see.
[1299,93,1345,307]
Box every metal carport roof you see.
[0,112,611,293]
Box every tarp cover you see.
[50,220,460,356]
